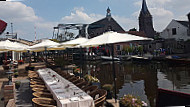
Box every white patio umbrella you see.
[60,37,88,47]
[29,39,60,52]
[0,40,29,52]
[81,31,153,47]
[80,31,153,102]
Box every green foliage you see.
[102,84,113,91]
[84,74,100,83]
[137,46,143,52]
[125,46,134,54]
[15,81,21,85]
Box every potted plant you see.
[119,94,147,107]
[18,60,24,64]
[25,64,35,71]
[102,84,113,99]
[73,67,81,76]
[15,81,21,89]
[2,65,9,70]
[84,74,100,87]
[13,72,19,78]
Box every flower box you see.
[119,94,147,107]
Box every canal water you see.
[78,60,190,107]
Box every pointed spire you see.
[106,7,111,17]
[141,0,150,15]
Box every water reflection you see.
[79,61,190,107]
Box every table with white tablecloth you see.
[37,68,95,107]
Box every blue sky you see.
[0,0,190,41]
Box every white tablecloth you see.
[37,68,94,107]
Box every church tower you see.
[139,0,155,38]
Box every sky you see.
[0,0,190,41]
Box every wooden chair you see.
[72,78,85,85]
[83,85,98,95]
[60,72,69,78]
[76,81,90,89]
[30,84,46,88]
[30,79,44,83]
[65,75,75,80]
[32,87,50,93]
[28,70,37,74]
[30,77,41,80]
[89,89,107,107]
[68,76,79,82]
[33,92,53,98]
[30,81,45,85]
[32,98,56,107]
[28,73,39,79]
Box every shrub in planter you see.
[15,81,21,89]
[119,94,147,107]
[2,65,9,70]
[84,74,100,87]
[18,60,24,64]
[102,84,113,99]
[73,67,81,76]
[14,72,19,78]
[25,66,35,71]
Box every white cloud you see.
[60,7,138,31]
[0,2,56,40]
[0,2,39,22]
[113,15,138,31]
[61,7,104,24]
[150,8,174,31]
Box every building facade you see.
[139,0,155,38]
[160,20,190,41]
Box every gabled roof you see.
[176,20,189,28]
[89,17,125,32]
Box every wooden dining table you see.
[37,68,95,107]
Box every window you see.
[172,28,177,35]
[116,45,120,51]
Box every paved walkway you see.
[0,62,46,107]
[15,79,33,107]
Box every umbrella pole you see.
[80,46,82,78]
[111,44,117,103]
[45,47,47,65]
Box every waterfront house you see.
[160,20,190,41]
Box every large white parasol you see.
[80,31,153,47]
[0,40,29,52]
[59,37,89,48]
[29,39,60,52]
